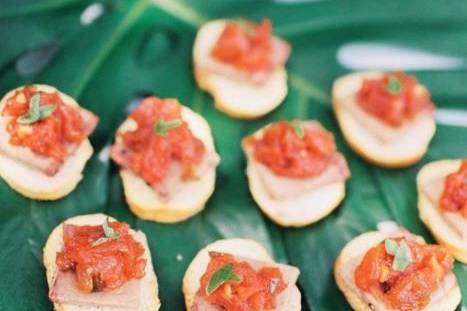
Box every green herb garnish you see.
[206,263,242,295]
[154,118,182,136]
[17,93,57,125]
[91,217,120,247]
[290,120,305,139]
[384,238,412,272]
[386,74,402,95]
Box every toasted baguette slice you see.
[182,238,301,311]
[242,125,347,227]
[332,72,436,168]
[117,105,217,223]
[0,84,94,200]
[43,213,160,311]
[193,20,288,119]
[417,159,467,263]
[334,231,461,311]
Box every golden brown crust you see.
[116,105,218,223]
[417,159,467,263]
[0,84,94,200]
[334,231,461,311]
[332,72,436,168]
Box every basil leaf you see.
[38,104,56,120]
[290,120,305,139]
[386,74,402,95]
[154,118,182,136]
[392,240,412,272]
[206,263,242,295]
[92,218,120,247]
[17,93,41,124]
[102,217,120,239]
[384,239,399,256]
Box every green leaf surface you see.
[0,1,466,311]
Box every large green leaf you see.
[0,1,466,310]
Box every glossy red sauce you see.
[440,160,467,218]
[246,121,337,178]
[198,253,287,311]
[56,221,146,293]
[211,19,275,73]
[357,72,434,127]
[355,238,453,311]
[114,97,205,185]
[2,86,92,161]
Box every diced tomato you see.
[111,97,205,185]
[357,72,435,127]
[212,19,277,73]
[246,121,337,178]
[354,238,454,311]
[2,85,95,161]
[56,221,146,293]
[198,253,287,311]
[440,160,467,217]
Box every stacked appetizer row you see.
[43,214,462,310]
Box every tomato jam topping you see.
[246,121,338,178]
[56,220,146,293]
[111,97,205,185]
[2,85,96,161]
[198,253,287,311]
[440,160,467,218]
[357,72,434,127]
[355,237,453,311]
[212,19,280,73]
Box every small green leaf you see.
[154,118,182,136]
[17,93,56,124]
[392,240,412,272]
[38,104,57,120]
[92,218,120,247]
[290,120,305,139]
[206,263,242,295]
[384,239,399,256]
[17,93,41,124]
[386,74,402,95]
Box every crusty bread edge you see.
[192,20,288,120]
[243,124,347,227]
[43,213,161,311]
[417,159,467,263]
[332,72,435,168]
[0,84,94,200]
[334,231,461,311]
[182,238,301,311]
[116,104,217,223]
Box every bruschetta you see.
[182,238,301,310]
[242,120,350,227]
[110,96,220,223]
[43,213,160,311]
[334,228,461,311]
[0,84,98,200]
[193,19,291,119]
[333,71,436,168]
[417,159,467,263]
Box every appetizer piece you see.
[334,228,461,311]
[193,18,291,119]
[333,71,436,168]
[110,96,219,223]
[0,84,98,200]
[183,238,301,310]
[43,213,160,310]
[417,159,467,263]
[242,120,350,227]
